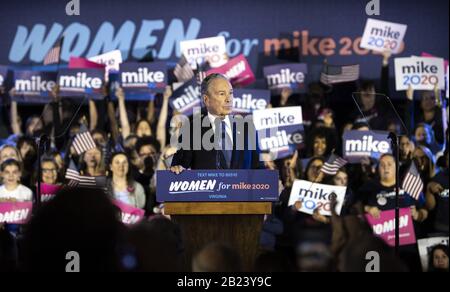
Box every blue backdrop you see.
[0,0,448,80]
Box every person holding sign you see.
[0,159,33,234]
[360,154,428,229]
[170,73,260,172]
[107,152,146,209]
[40,157,61,185]
[0,159,32,203]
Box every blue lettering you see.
[86,21,135,58]
[61,23,91,61]
[8,23,63,62]
[158,18,201,59]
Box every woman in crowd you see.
[108,152,146,209]
[79,146,106,177]
[428,244,449,272]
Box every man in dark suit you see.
[170,73,260,173]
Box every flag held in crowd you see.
[43,37,63,65]
[402,162,424,200]
[320,63,360,85]
[321,153,348,176]
[72,125,96,155]
[65,160,107,189]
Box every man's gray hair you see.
[200,73,229,96]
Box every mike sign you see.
[395,57,445,91]
[13,70,57,103]
[288,180,346,216]
[88,49,123,80]
[232,89,270,114]
[180,36,228,70]
[343,130,391,163]
[206,54,255,87]
[253,106,304,159]
[263,63,307,93]
[119,61,168,99]
[57,68,105,99]
[365,208,416,246]
[156,170,279,202]
[169,78,202,116]
[360,18,407,54]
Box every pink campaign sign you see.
[112,199,145,225]
[0,202,33,224]
[207,54,256,87]
[39,183,62,202]
[365,208,416,246]
[69,57,106,69]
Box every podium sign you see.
[156,170,279,202]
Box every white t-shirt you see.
[0,184,33,202]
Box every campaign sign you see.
[232,89,270,115]
[343,130,391,163]
[206,54,255,87]
[263,63,307,93]
[180,36,228,70]
[57,68,105,99]
[88,49,123,81]
[365,208,416,246]
[395,57,445,91]
[112,199,145,225]
[68,57,105,69]
[119,62,167,100]
[360,18,407,54]
[169,78,202,116]
[417,237,449,272]
[39,183,62,202]
[13,70,57,103]
[421,52,449,71]
[288,180,346,216]
[0,202,33,224]
[156,170,279,202]
[253,106,304,159]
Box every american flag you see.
[43,37,63,65]
[320,64,360,85]
[72,124,96,155]
[321,153,348,176]
[65,160,107,189]
[173,54,195,82]
[402,162,424,200]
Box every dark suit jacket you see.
[171,112,261,170]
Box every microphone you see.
[35,95,88,208]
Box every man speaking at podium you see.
[170,73,261,173]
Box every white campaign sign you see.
[252,106,303,131]
[417,237,449,272]
[395,57,445,91]
[360,18,407,54]
[288,180,347,216]
[89,50,123,80]
[180,36,227,70]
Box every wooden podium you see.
[165,202,272,271]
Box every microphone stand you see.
[388,132,400,256]
[34,95,88,211]
[35,134,49,209]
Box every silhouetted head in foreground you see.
[22,187,123,272]
[123,216,184,272]
[192,242,241,272]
